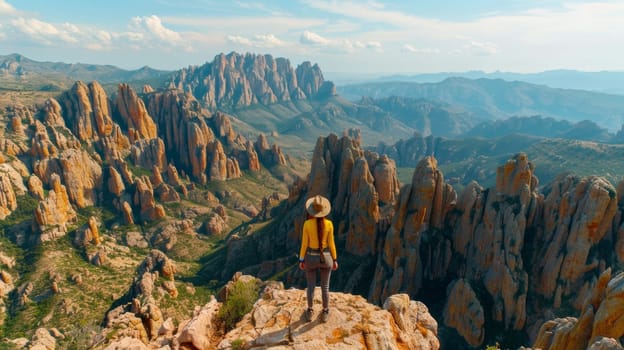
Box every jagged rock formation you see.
[255,133,287,167]
[204,130,624,349]
[115,83,158,141]
[208,133,401,284]
[133,176,166,223]
[46,148,102,208]
[0,172,17,219]
[443,279,485,348]
[31,173,77,244]
[370,155,457,302]
[170,52,329,108]
[59,81,114,142]
[130,137,167,171]
[531,174,617,309]
[102,250,177,344]
[145,91,264,183]
[530,269,624,350]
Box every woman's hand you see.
[332,260,338,271]
[299,261,305,270]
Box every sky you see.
[1,0,624,76]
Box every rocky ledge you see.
[219,287,439,350]
[100,275,439,350]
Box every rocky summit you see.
[170,52,334,109]
[98,274,439,350]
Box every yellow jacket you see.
[299,218,337,260]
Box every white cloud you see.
[227,35,252,46]
[129,15,182,45]
[463,40,499,56]
[164,15,324,34]
[0,0,16,15]
[402,44,440,54]
[227,34,285,48]
[300,30,382,54]
[366,41,383,52]
[10,17,79,44]
[300,30,331,45]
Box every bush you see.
[218,279,259,331]
[231,338,245,350]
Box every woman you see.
[299,195,338,323]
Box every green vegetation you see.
[231,338,245,350]
[0,195,38,230]
[217,278,260,331]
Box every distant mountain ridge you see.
[373,69,624,95]
[0,53,172,83]
[339,77,624,131]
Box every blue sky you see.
[1,0,623,75]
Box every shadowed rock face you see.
[369,155,457,303]
[170,52,327,109]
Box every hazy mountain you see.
[462,115,613,142]
[339,77,624,132]
[374,69,624,95]
[0,53,172,94]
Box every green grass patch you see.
[217,278,260,331]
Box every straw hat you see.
[305,195,331,217]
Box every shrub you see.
[231,338,245,350]
[218,279,260,331]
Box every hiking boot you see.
[305,308,313,322]
[321,308,329,323]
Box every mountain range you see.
[345,69,624,95]
[2,52,624,349]
[339,77,624,132]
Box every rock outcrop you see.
[531,174,617,309]
[531,269,624,350]
[0,172,17,220]
[130,137,167,171]
[170,52,326,109]
[102,250,177,344]
[370,155,457,302]
[133,176,165,223]
[220,286,438,350]
[33,148,103,208]
[32,173,77,243]
[115,83,158,141]
[59,81,114,142]
[255,133,286,167]
[98,273,438,349]
[443,279,485,347]
[146,91,250,183]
